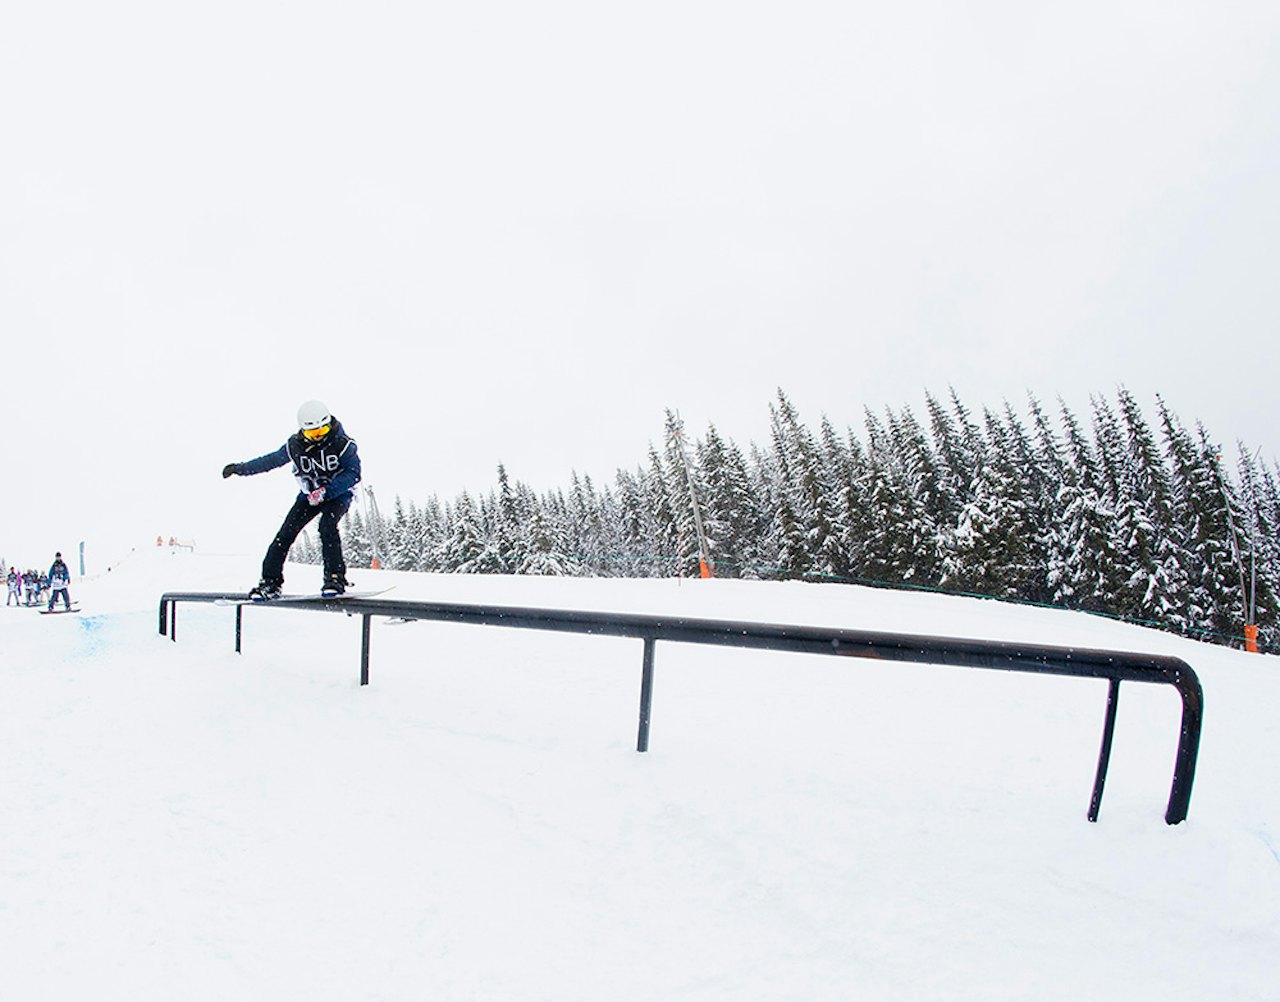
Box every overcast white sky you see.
[3,0,1278,568]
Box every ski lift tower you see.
[363,485,389,570]
[671,415,714,579]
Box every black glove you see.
[222,464,239,478]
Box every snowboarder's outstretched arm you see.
[222,445,290,478]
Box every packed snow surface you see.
[2,548,1277,1000]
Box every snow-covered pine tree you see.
[772,492,810,580]
[663,411,722,578]
[858,409,923,587]
[564,473,607,576]
[1053,400,1121,612]
[886,404,947,588]
[697,423,760,578]
[491,465,523,574]
[613,467,663,577]
[925,390,979,519]
[948,409,1035,600]
[382,495,414,570]
[748,440,782,576]
[767,393,819,579]
[1116,388,1183,625]
[1158,402,1219,635]
[413,495,448,572]
[534,489,570,573]
[518,503,571,576]
[1090,394,1126,512]
[821,417,874,583]
[999,400,1056,603]
[342,506,372,570]
[1029,395,1072,606]
[767,391,852,579]
[588,480,628,577]
[808,416,851,580]
[644,445,679,575]
[439,492,487,573]
[1093,394,1155,621]
[466,492,505,574]
[1180,420,1252,640]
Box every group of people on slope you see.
[6,553,72,611]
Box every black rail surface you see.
[158,591,1204,824]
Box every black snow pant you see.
[261,492,353,585]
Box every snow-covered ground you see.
[2,547,1277,1000]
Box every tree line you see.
[296,388,1279,650]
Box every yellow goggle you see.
[302,423,331,441]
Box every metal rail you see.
[158,591,1204,824]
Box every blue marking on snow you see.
[1258,831,1280,868]
[75,614,108,656]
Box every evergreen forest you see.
[297,388,1280,651]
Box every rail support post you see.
[637,637,656,752]
[360,614,372,686]
[1088,678,1121,822]
[235,605,243,654]
[1164,673,1204,824]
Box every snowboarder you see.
[222,400,362,599]
[6,567,20,606]
[47,553,72,612]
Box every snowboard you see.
[215,587,394,607]
[40,606,81,615]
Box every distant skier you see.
[6,567,20,606]
[47,553,72,611]
[222,399,362,599]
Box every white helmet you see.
[297,399,331,431]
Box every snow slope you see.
[2,548,1277,1000]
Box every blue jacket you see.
[236,417,362,500]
